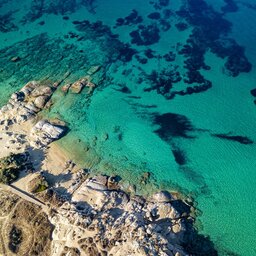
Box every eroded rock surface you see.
[30,120,67,148]
[43,175,216,256]
[0,81,54,124]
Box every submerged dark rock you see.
[212,133,254,145]
[163,51,176,62]
[221,0,239,13]
[176,0,252,79]
[130,24,160,46]
[172,148,187,165]
[153,113,195,140]
[0,11,18,32]
[147,12,161,20]
[250,88,256,97]
[144,48,156,59]
[22,0,97,23]
[115,9,143,27]
[114,84,132,94]
[74,19,137,62]
[135,55,148,64]
[144,67,181,99]
[175,22,188,31]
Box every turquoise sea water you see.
[1,0,256,255]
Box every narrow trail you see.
[0,184,48,211]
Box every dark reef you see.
[148,12,161,20]
[22,0,97,23]
[177,0,252,78]
[250,88,256,97]
[175,22,188,31]
[115,9,143,27]
[138,0,251,101]
[73,19,137,63]
[172,148,187,165]
[0,11,18,33]
[150,0,170,10]
[221,0,239,14]
[153,113,196,140]
[130,24,160,46]
[212,133,253,145]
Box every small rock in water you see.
[10,56,21,62]
[61,84,71,93]
[87,65,101,75]
[70,77,92,93]
[140,171,151,184]
[102,133,109,141]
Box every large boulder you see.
[30,85,53,97]
[150,191,174,203]
[34,95,49,109]
[30,120,67,148]
[70,78,88,93]
[86,175,108,191]
[41,122,65,139]
[34,120,65,139]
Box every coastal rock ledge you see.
[0,80,217,255]
[0,172,217,256]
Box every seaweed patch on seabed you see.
[21,0,97,23]
[0,0,9,8]
[177,0,251,78]
[0,11,18,33]
[151,112,211,194]
[221,0,239,14]
[114,9,143,28]
[0,32,109,87]
[152,112,196,140]
[73,19,137,63]
[180,166,212,196]
[171,147,187,166]
[142,0,251,101]
[211,133,254,145]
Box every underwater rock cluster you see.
[177,0,251,78]
[22,0,97,23]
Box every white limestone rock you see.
[30,120,66,148]
[150,191,174,203]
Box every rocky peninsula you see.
[0,78,217,256]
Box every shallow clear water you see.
[1,0,256,254]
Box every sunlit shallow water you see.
[1,0,256,254]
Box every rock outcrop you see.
[0,80,217,256]
[0,81,54,125]
[69,76,96,94]
[42,175,216,256]
[30,120,67,148]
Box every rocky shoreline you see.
[0,79,217,255]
